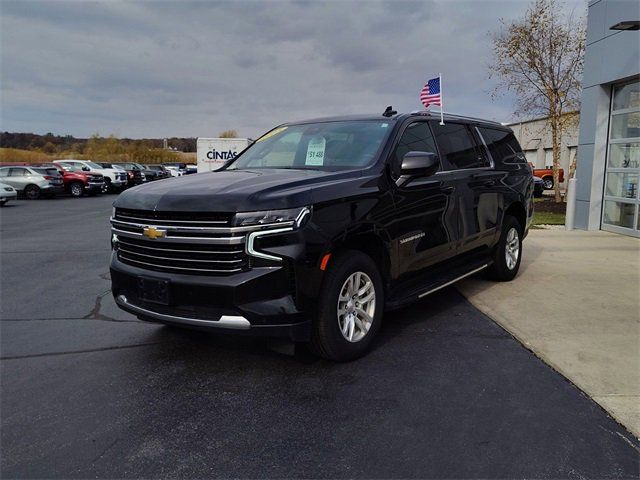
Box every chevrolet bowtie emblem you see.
[142,226,166,239]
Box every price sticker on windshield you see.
[305,136,325,166]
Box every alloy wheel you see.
[71,183,83,197]
[337,271,376,343]
[505,227,520,270]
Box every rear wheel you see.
[24,184,40,200]
[309,251,383,361]
[486,215,522,281]
[70,182,84,197]
[542,176,553,190]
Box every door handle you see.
[441,185,454,193]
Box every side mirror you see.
[82,166,90,171]
[396,151,439,187]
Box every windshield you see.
[227,120,391,171]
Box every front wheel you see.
[70,182,84,197]
[309,251,383,361]
[486,215,522,281]
[542,177,553,190]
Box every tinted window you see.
[9,168,28,176]
[478,127,524,163]
[392,122,439,176]
[430,122,483,170]
[0,168,8,177]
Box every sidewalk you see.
[458,229,640,437]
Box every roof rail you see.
[409,110,502,126]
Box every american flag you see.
[420,77,441,108]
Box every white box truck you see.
[196,138,250,173]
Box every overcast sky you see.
[1,0,585,139]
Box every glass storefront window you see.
[605,173,638,199]
[608,143,640,168]
[603,80,640,236]
[613,82,640,111]
[610,112,640,139]
[603,201,637,229]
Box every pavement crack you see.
[0,342,168,361]
[91,438,119,463]
[83,289,119,322]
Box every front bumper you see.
[86,181,105,192]
[0,191,17,201]
[110,254,312,341]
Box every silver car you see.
[0,166,64,199]
[0,181,17,206]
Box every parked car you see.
[133,163,161,182]
[0,166,64,199]
[146,165,172,179]
[533,176,544,198]
[185,165,198,175]
[53,160,127,193]
[110,110,533,361]
[104,163,144,187]
[0,182,17,206]
[163,162,187,176]
[41,163,105,197]
[163,165,183,177]
[529,163,564,190]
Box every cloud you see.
[0,0,585,138]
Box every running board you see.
[386,259,491,310]
[417,264,488,298]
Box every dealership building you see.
[575,0,639,237]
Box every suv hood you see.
[114,168,377,212]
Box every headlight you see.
[234,206,311,228]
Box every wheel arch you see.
[504,201,527,233]
[331,230,392,294]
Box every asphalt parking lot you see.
[1,195,638,479]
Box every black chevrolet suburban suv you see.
[110,110,533,361]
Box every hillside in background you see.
[1,132,197,153]
[0,132,197,164]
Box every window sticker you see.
[305,136,326,166]
[255,126,288,143]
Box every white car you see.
[53,159,127,193]
[164,165,183,177]
[0,181,17,206]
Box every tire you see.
[103,177,112,193]
[542,177,553,190]
[309,250,384,361]
[0,199,6,207]
[70,182,84,197]
[24,184,40,200]
[486,215,523,282]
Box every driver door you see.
[387,121,458,283]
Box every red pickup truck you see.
[529,164,564,190]
[42,163,105,197]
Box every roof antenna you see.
[382,106,397,117]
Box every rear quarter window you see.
[478,127,525,164]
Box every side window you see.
[392,122,439,176]
[0,168,7,177]
[9,168,28,176]
[478,127,525,163]
[430,122,484,170]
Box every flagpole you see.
[439,72,445,125]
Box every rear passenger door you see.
[430,121,500,254]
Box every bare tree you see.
[490,0,585,202]
[219,130,238,138]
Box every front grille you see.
[116,235,248,275]
[111,208,293,276]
